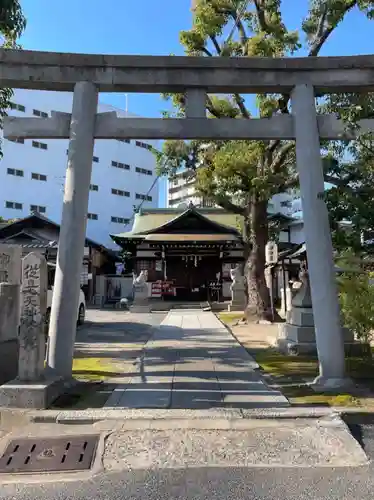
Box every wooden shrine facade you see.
[111,206,245,301]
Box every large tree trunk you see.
[245,200,274,322]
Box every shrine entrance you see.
[166,254,222,302]
[111,206,244,304]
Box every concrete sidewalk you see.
[104,310,289,409]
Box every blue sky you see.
[19,0,374,205]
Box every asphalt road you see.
[1,416,374,500]
[1,464,374,500]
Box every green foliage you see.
[161,0,305,216]
[160,0,374,317]
[337,253,374,343]
[0,0,26,156]
[161,0,370,216]
[322,92,374,252]
[0,0,26,41]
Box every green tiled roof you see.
[113,208,244,240]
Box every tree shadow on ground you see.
[71,315,374,411]
[245,345,374,408]
[70,322,294,410]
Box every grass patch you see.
[254,349,319,381]
[252,348,374,407]
[49,357,121,409]
[217,312,245,324]
[72,357,119,382]
[51,380,115,409]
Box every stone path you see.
[105,310,289,409]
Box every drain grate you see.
[0,435,99,474]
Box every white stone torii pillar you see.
[47,82,98,377]
[291,84,350,389]
[4,84,356,389]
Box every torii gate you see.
[2,49,374,390]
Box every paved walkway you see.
[104,310,289,409]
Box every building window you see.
[111,160,130,170]
[135,167,152,176]
[7,137,24,144]
[118,139,131,144]
[9,102,25,112]
[111,216,130,224]
[90,184,99,191]
[31,172,47,181]
[135,193,152,202]
[280,200,292,208]
[30,205,46,214]
[202,199,215,208]
[87,213,98,220]
[135,140,152,151]
[93,156,99,163]
[5,201,22,210]
[7,168,24,177]
[112,188,130,197]
[32,140,48,150]
[33,109,48,118]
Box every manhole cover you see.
[0,435,99,474]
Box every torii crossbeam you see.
[2,47,373,393]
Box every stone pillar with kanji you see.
[18,252,48,382]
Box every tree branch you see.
[270,142,294,172]
[268,2,358,153]
[253,0,271,33]
[308,1,356,57]
[233,93,251,119]
[201,47,213,57]
[279,176,299,192]
[216,196,246,215]
[206,95,224,118]
[209,35,221,55]
[229,11,247,47]
[356,137,374,156]
[209,35,250,119]
[324,175,355,193]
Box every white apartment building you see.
[1,89,159,249]
[168,171,302,218]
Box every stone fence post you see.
[0,245,21,383]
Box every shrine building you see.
[111,206,245,302]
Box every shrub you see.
[336,253,374,344]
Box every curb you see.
[1,406,373,430]
[214,313,261,369]
[24,407,340,424]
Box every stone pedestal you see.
[275,273,354,356]
[228,283,246,312]
[130,282,151,313]
[0,376,71,409]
